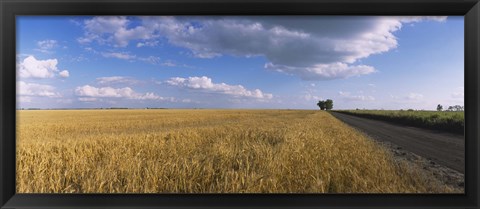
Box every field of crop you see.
[334,110,464,134]
[16,109,456,193]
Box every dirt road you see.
[330,112,465,173]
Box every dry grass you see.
[16,109,455,193]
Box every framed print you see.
[1,0,479,208]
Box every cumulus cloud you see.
[35,39,58,53]
[146,16,443,80]
[78,16,156,47]
[17,56,68,79]
[17,81,60,97]
[339,91,375,101]
[78,16,446,80]
[75,85,171,101]
[59,70,70,78]
[18,56,58,78]
[166,76,273,99]
[75,85,137,98]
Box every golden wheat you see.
[16,109,455,193]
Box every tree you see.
[317,100,326,110]
[325,99,333,110]
[437,104,443,111]
[446,105,464,111]
[453,105,464,111]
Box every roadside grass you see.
[333,110,464,134]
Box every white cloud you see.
[36,40,58,53]
[75,85,135,98]
[102,52,136,60]
[146,16,443,80]
[166,76,273,99]
[96,76,139,85]
[102,51,164,64]
[17,81,60,97]
[75,85,170,101]
[78,16,445,80]
[18,56,58,78]
[87,47,159,64]
[397,16,447,23]
[406,93,424,100]
[265,62,375,80]
[59,70,70,78]
[78,16,156,47]
[136,41,159,47]
[339,91,375,101]
[17,56,69,79]
[138,56,161,64]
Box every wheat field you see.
[16,109,455,193]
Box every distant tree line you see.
[437,104,463,111]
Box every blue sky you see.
[16,16,464,110]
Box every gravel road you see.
[330,112,465,173]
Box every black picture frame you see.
[1,0,479,208]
